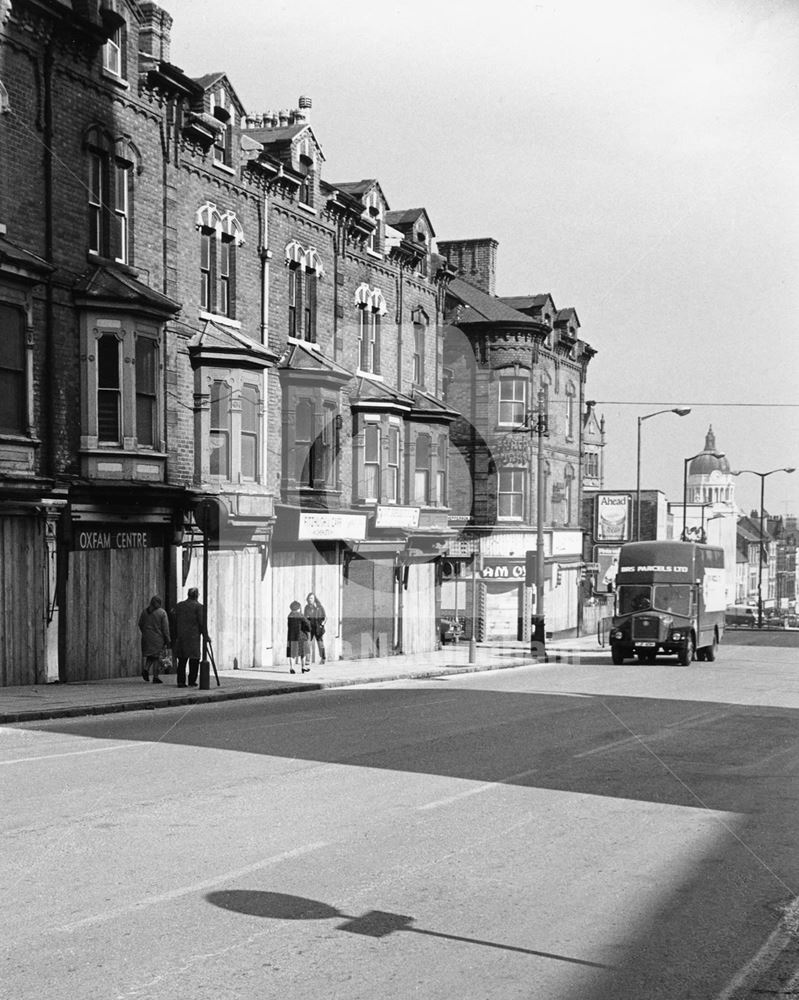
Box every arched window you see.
[196,203,244,318]
[355,283,386,373]
[286,242,323,341]
[86,128,139,263]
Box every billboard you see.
[595,494,632,542]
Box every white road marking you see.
[55,841,329,933]
[0,742,151,766]
[418,767,539,811]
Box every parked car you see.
[725,605,756,627]
[438,616,464,644]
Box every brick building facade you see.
[439,238,597,640]
[0,0,464,683]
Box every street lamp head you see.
[785,467,796,474]
[673,408,691,417]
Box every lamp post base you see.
[531,615,548,661]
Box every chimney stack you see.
[139,2,173,63]
[437,238,498,297]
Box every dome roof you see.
[689,426,730,475]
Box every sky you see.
[163,0,799,519]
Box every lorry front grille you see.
[632,616,660,640]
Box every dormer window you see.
[364,190,383,254]
[298,154,313,207]
[211,88,234,167]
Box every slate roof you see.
[500,294,552,311]
[278,341,352,380]
[73,264,180,315]
[448,277,536,326]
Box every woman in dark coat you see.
[286,600,311,674]
[304,592,326,664]
[138,595,171,683]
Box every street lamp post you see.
[732,467,796,628]
[682,450,725,541]
[636,408,691,540]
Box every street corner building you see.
[0,0,599,687]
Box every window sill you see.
[213,161,237,176]
[297,203,317,215]
[356,369,384,382]
[288,335,320,351]
[365,249,384,260]
[101,69,129,90]
[0,433,39,446]
[199,311,242,329]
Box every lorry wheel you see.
[679,634,695,666]
[703,636,718,662]
[611,645,625,665]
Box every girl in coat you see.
[138,595,171,684]
[304,593,326,664]
[286,601,311,673]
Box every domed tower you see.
[687,426,734,506]
[684,426,737,604]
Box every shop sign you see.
[298,512,367,540]
[374,505,420,529]
[480,557,526,580]
[72,525,165,551]
[595,493,631,542]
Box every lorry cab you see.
[607,541,724,666]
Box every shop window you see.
[414,434,431,506]
[498,468,524,519]
[97,334,121,443]
[209,380,231,478]
[135,337,158,447]
[363,423,381,501]
[386,422,400,502]
[0,303,26,435]
[240,383,260,481]
[87,132,136,263]
[499,378,526,426]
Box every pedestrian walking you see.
[304,592,327,664]
[171,587,207,688]
[286,600,311,674]
[138,595,171,684]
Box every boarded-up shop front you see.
[271,543,340,667]
[63,519,169,681]
[0,510,55,687]
[341,554,396,659]
[401,559,437,653]
[182,541,272,671]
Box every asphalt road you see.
[3,639,799,1000]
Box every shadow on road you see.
[24,677,799,999]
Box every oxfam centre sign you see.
[595,494,632,543]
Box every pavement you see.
[0,634,600,724]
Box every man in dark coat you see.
[171,587,207,687]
